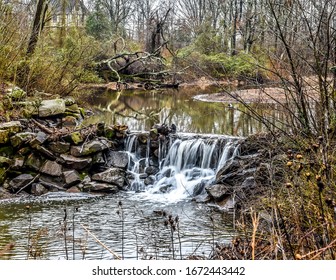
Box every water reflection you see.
[83,86,287,136]
[0,193,234,260]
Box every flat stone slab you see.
[60,154,92,170]
[91,168,125,188]
[70,139,111,157]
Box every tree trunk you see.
[26,0,48,57]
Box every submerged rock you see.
[83,182,119,193]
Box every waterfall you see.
[124,133,240,203]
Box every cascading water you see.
[124,133,240,203]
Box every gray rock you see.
[144,175,155,185]
[159,184,173,193]
[205,184,231,202]
[67,186,81,193]
[29,131,48,148]
[145,166,159,175]
[60,154,92,170]
[83,182,119,193]
[41,160,62,176]
[25,153,43,171]
[62,116,77,127]
[48,141,71,154]
[107,151,129,169]
[39,178,66,192]
[38,99,66,117]
[192,180,207,196]
[10,132,36,147]
[63,170,81,187]
[216,159,240,181]
[12,158,24,169]
[70,139,111,157]
[9,174,34,191]
[139,173,148,179]
[35,145,56,160]
[92,168,125,188]
[31,183,48,196]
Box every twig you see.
[80,224,121,260]
[15,174,39,194]
[31,118,54,134]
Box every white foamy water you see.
[124,133,240,203]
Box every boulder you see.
[25,153,43,171]
[91,168,125,189]
[0,130,9,144]
[67,186,81,193]
[12,158,24,169]
[39,178,66,192]
[60,154,92,170]
[35,145,56,160]
[216,159,241,181]
[107,151,129,169]
[41,160,62,176]
[83,182,119,193]
[10,132,36,148]
[38,99,66,117]
[0,156,13,167]
[63,131,83,145]
[0,121,22,134]
[144,175,155,185]
[63,170,81,187]
[31,183,48,196]
[145,166,159,175]
[205,184,231,202]
[9,174,34,192]
[62,116,77,127]
[29,131,48,148]
[6,86,26,100]
[70,139,111,157]
[48,141,71,154]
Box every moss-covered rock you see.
[63,131,83,145]
[0,129,9,144]
[38,99,66,117]
[10,132,36,148]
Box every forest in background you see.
[1,0,336,259]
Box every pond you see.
[82,86,286,136]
